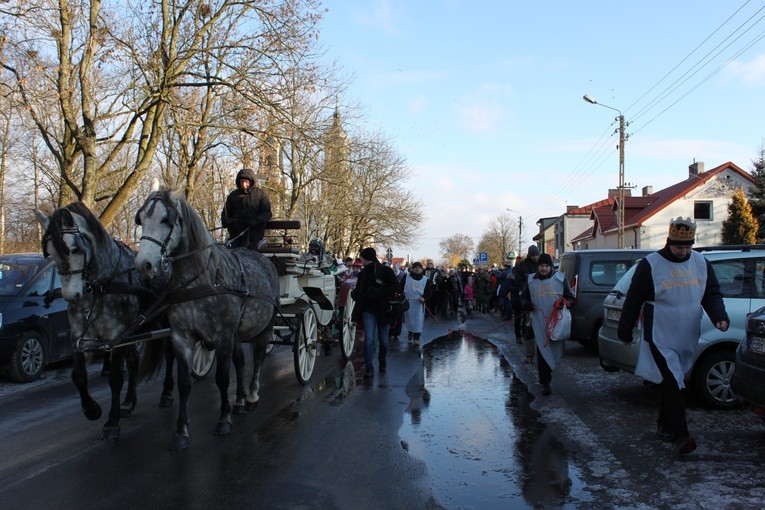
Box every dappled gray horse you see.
[36,203,165,441]
[134,189,279,451]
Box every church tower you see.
[259,116,286,216]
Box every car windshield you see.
[611,261,640,294]
[0,262,40,296]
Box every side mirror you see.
[45,288,63,304]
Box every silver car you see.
[598,248,765,409]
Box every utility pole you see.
[518,216,523,255]
[617,114,625,249]
[584,94,629,249]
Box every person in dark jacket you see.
[351,247,398,377]
[497,259,516,322]
[221,168,272,250]
[515,245,540,362]
[617,217,729,455]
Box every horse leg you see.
[212,342,234,436]
[245,329,271,411]
[169,348,192,451]
[71,352,102,421]
[101,351,111,377]
[159,339,175,408]
[231,341,246,415]
[121,345,139,416]
[102,348,126,442]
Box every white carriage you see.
[260,220,357,384]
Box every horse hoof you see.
[102,427,120,442]
[169,433,189,451]
[213,421,233,436]
[84,403,102,421]
[158,395,174,408]
[232,404,246,415]
[245,401,258,412]
[120,403,136,417]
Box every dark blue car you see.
[0,253,71,382]
[734,307,765,419]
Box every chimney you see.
[607,188,619,199]
[689,161,704,178]
[642,185,653,196]
[566,205,579,212]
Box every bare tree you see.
[476,213,517,266]
[0,0,326,228]
[439,233,474,268]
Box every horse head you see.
[134,189,186,288]
[35,203,108,303]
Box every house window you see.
[694,201,713,221]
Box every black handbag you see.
[388,293,410,315]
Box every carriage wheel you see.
[191,340,216,379]
[341,296,357,360]
[294,307,318,384]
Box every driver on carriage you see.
[221,168,272,250]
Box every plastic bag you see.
[547,299,571,342]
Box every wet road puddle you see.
[400,331,591,509]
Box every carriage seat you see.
[259,219,302,254]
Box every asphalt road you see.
[1,311,764,509]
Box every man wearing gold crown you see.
[617,217,729,455]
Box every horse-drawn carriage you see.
[259,219,357,384]
[38,191,357,449]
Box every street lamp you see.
[583,94,627,249]
[506,208,523,255]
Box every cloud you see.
[407,94,429,114]
[630,137,750,162]
[457,82,514,133]
[349,0,398,36]
[724,53,765,86]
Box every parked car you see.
[732,307,765,418]
[0,253,71,382]
[598,247,765,409]
[557,249,651,351]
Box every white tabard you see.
[635,251,707,387]
[403,274,428,333]
[527,272,566,369]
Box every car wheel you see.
[8,331,47,383]
[693,350,739,410]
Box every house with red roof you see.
[563,161,754,251]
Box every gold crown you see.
[668,217,696,241]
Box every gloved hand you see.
[523,302,534,312]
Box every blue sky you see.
[317,1,765,262]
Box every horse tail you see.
[138,337,166,382]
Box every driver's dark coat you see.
[221,168,272,248]
[350,260,398,324]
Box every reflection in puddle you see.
[304,359,357,405]
[400,331,589,509]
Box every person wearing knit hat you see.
[617,216,729,455]
[514,246,541,362]
[360,247,377,262]
[350,247,398,378]
[520,252,573,397]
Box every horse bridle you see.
[136,196,183,272]
[44,226,91,282]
